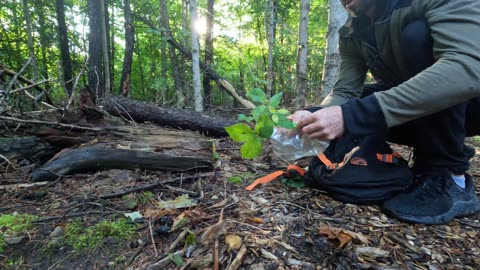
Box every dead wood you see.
[0,136,56,163]
[31,125,214,182]
[104,96,236,137]
[31,143,212,182]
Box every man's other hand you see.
[295,106,345,140]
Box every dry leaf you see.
[143,209,170,219]
[200,221,225,245]
[225,234,242,251]
[170,213,188,232]
[318,225,369,248]
[247,217,264,224]
[158,194,197,209]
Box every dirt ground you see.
[1,136,479,270]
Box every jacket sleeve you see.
[372,0,480,128]
[321,37,368,107]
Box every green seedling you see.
[225,88,295,159]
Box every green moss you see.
[0,213,37,253]
[65,218,137,251]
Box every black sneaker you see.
[464,144,476,160]
[381,173,480,225]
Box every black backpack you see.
[304,133,413,205]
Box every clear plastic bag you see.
[270,127,329,161]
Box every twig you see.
[226,244,247,270]
[22,88,58,109]
[99,173,213,200]
[0,181,49,190]
[214,208,224,270]
[0,115,102,131]
[66,58,88,110]
[166,226,191,254]
[149,218,158,257]
[6,58,32,92]
[146,250,184,270]
[9,79,50,94]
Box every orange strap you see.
[246,164,305,191]
[317,153,345,170]
[376,152,402,164]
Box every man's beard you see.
[348,0,375,17]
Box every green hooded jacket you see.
[322,0,480,136]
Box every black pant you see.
[363,19,480,175]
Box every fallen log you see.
[104,96,236,137]
[31,124,214,181]
[31,143,212,182]
[0,136,56,163]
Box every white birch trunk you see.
[320,0,348,98]
[190,0,203,112]
[293,0,311,109]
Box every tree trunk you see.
[22,0,38,80]
[293,0,311,109]
[100,0,111,96]
[120,0,135,97]
[109,2,115,89]
[265,0,277,98]
[202,0,215,109]
[35,1,51,90]
[104,96,235,137]
[320,0,348,98]
[55,0,74,96]
[88,0,105,98]
[160,0,186,108]
[189,0,203,112]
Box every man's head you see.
[340,0,375,18]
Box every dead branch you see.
[0,116,103,131]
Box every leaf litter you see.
[0,138,479,269]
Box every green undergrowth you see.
[64,218,137,251]
[0,213,38,253]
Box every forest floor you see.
[1,128,479,270]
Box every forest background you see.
[0,0,347,113]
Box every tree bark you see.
[202,0,215,109]
[88,0,105,98]
[189,0,203,112]
[100,0,111,96]
[321,0,348,98]
[160,0,186,108]
[265,0,277,98]
[30,125,214,182]
[104,96,235,137]
[55,0,74,96]
[22,0,38,80]
[293,0,311,109]
[120,0,134,97]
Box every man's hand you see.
[288,110,312,124]
[295,106,345,140]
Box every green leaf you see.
[241,137,263,159]
[169,253,184,267]
[251,105,268,122]
[237,114,253,122]
[281,177,305,188]
[247,88,268,104]
[276,108,290,115]
[269,92,283,108]
[225,123,255,142]
[227,176,243,184]
[256,114,274,138]
[276,114,296,129]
